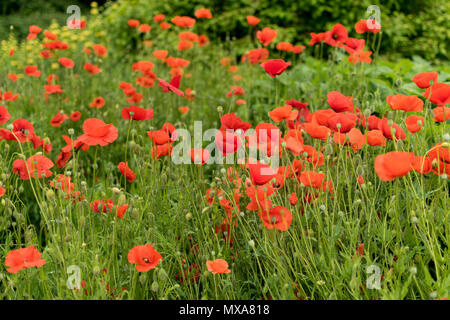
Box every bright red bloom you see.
[92,44,107,57]
[355,19,381,34]
[247,161,277,185]
[153,14,165,22]
[76,118,118,147]
[220,113,251,131]
[379,118,406,141]
[374,152,414,181]
[299,171,325,189]
[259,206,293,231]
[260,59,291,78]
[171,16,196,28]
[84,63,101,74]
[386,94,423,112]
[128,244,163,272]
[206,259,230,274]
[423,83,450,106]
[405,115,424,134]
[121,105,154,121]
[194,8,212,19]
[70,111,82,121]
[58,57,74,69]
[269,105,298,122]
[432,106,450,122]
[327,91,354,113]
[118,162,137,183]
[50,110,69,127]
[242,48,269,64]
[325,24,348,46]
[412,72,438,89]
[0,106,11,125]
[158,75,184,96]
[4,246,45,273]
[246,16,260,26]
[256,28,277,46]
[13,154,54,180]
[25,65,41,77]
[190,148,210,165]
[128,19,140,28]
[90,97,105,108]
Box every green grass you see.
[0,8,449,300]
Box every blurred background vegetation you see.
[0,0,449,62]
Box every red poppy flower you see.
[261,59,291,78]
[386,94,423,112]
[247,161,277,185]
[325,24,348,46]
[128,244,163,272]
[246,16,260,26]
[220,113,251,131]
[206,259,230,274]
[160,22,171,30]
[327,113,357,133]
[70,111,82,121]
[139,24,151,33]
[121,105,154,121]
[242,48,269,64]
[0,106,11,125]
[90,97,105,108]
[91,199,114,213]
[158,75,184,96]
[76,118,118,147]
[428,143,450,175]
[355,19,381,34]
[412,72,438,89]
[327,91,354,113]
[405,115,424,134]
[379,118,406,141]
[153,50,168,60]
[269,105,298,122]
[432,106,450,122]
[171,16,196,28]
[117,162,137,183]
[256,27,277,46]
[365,130,386,146]
[259,206,293,231]
[276,42,293,52]
[194,8,212,19]
[190,148,210,165]
[423,83,450,106]
[299,171,325,189]
[25,65,41,77]
[153,14,165,22]
[13,154,54,180]
[411,156,432,174]
[50,110,69,127]
[84,63,101,74]
[4,246,45,273]
[374,152,414,181]
[215,129,242,155]
[58,57,75,69]
[0,186,5,197]
[8,73,18,82]
[303,122,331,141]
[128,19,140,28]
[92,44,107,57]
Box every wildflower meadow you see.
[0,1,449,302]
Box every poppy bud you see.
[441,174,448,180]
[217,106,223,113]
[158,268,168,281]
[117,194,126,205]
[131,208,139,219]
[443,133,450,142]
[93,265,100,274]
[185,212,192,220]
[46,189,55,200]
[151,281,159,292]
[202,207,209,214]
[79,216,86,228]
[68,128,74,135]
[248,240,255,248]
[140,275,147,285]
